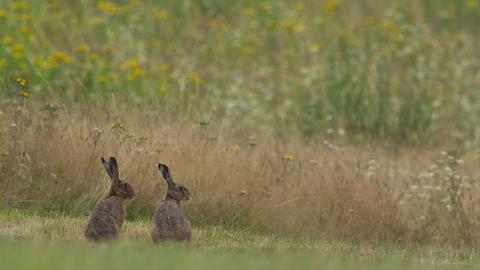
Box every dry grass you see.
[1,102,480,246]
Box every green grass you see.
[1,240,473,270]
[1,208,480,269]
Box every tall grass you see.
[0,0,479,142]
[2,103,480,247]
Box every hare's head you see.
[158,163,192,201]
[101,157,136,199]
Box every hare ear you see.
[101,157,119,184]
[101,157,113,178]
[158,163,174,187]
[108,157,120,183]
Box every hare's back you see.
[152,200,190,241]
[85,210,119,241]
[94,197,126,227]
[154,200,183,225]
[85,197,125,241]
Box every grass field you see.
[2,0,480,267]
[1,208,479,270]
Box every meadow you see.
[1,208,480,269]
[1,0,480,268]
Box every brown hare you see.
[85,157,135,241]
[152,163,192,242]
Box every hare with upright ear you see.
[85,157,136,241]
[152,163,192,242]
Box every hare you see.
[152,163,192,242]
[85,157,136,241]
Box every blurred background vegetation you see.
[1,0,479,145]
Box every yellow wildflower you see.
[154,10,168,21]
[3,36,13,45]
[324,0,342,16]
[12,44,25,58]
[467,0,478,8]
[295,3,305,12]
[33,57,47,70]
[129,58,139,68]
[47,51,71,68]
[56,51,72,63]
[74,44,90,53]
[111,122,127,131]
[133,67,145,77]
[238,190,247,196]
[90,53,100,62]
[383,19,400,40]
[283,154,294,161]
[309,43,324,53]
[20,26,30,35]
[243,7,256,17]
[282,20,304,34]
[47,58,59,69]
[97,1,118,14]
[103,45,115,54]
[121,58,140,70]
[127,67,145,80]
[11,1,30,10]
[98,75,109,83]
[159,63,170,73]
[189,72,203,85]
[22,91,29,97]
[16,78,26,86]
[0,10,8,18]
[241,46,255,55]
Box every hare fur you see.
[152,163,192,242]
[85,157,135,241]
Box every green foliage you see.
[0,0,479,142]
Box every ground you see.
[0,208,478,270]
